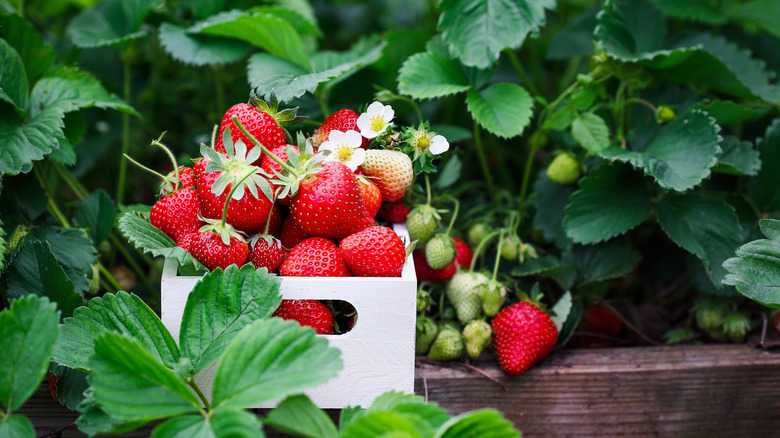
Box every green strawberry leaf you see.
[249,37,385,103]
[118,211,204,271]
[265,395,339,438]
[22,226,97,294]
[714,136,761,176]
[152,409,262,438]
[547,6,598,60]
[466,83,534,139]
[397,51,472,100]
[0,38,28,113]
[49,363,90,411]
[563,162,652,244]
[53,291,181,371]
[0,219,6,272]
[157,22,251,67]
[368,391,450,430]
[75,390,148,437]
[648,0,727,24]
[599,110,721,192]
[66,0,163,48]
[74,189,118,245]
[0,295,59,412]
[0,13,56,83]
[30,67,136,115]
[87,332,201,421]
[572,242,641,285]
[180,264,282,375]
[727,0,780,39]
[722,219,780,308]
[550,291,573,333]
[340,412,421,438]
[0,414,35,437]
[657,193,743,286]
[4,240,82,319]
[254,5,321,38]
[532,171,575,249]
[595,0,674,62]
[192,9,310,70]
[211,318,341,410]
[748,118,780,213]
[571,112,611,153]
[0,104,62,176]
[434,409,519,438]
[438,0,556,69]
[692,99,767,126]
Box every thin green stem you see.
[472,119,495,198]
[424,173,432,206]
[124,154,167,181]
[98,263,122,292]
[52,162,88,200]
[614,81,628,142]
[221,169,259,228]
[625,97,658,114]
[469,229,502,272]
[517,132,544,215]
[34,166,71,228]
[233,116,299,176]
[188,379,211,412]
[492,230,506,282]
[444,198,459,237]
[117,53,132,205]
[503,49,539,96]
[151,134,181,190]
[396,95,424,123]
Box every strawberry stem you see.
[262,190,278,235]
[469,229,502,272]
[221,168,259,228]
[492,230,505,282]
[231,115,299,177]
[123,153,167,182]
[444,198,459,237]
[150,132,181,192]
[424,173,432,206]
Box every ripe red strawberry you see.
[267,204,284,237]
[159,166,195,197]
[492,301,559,376]
[150,188,201,242]
[358,177,382,219]
[279,215,310,249]
[177,231,199,251]
[311,108,369,149]
[451,237,473,268]
[340,226,406,277]
[280,237,351,277]
[579,303,624,347]
[195,142,274,235]
[261,145,300,206]
[273,300,334,335]
[290,162,374,240]
[413,250,456,283]
[189,222,249,271]
[360,150,414,202]
[248,235,287,272]
[379,201,410,223]
[215,103,286,164]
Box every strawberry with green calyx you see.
[463,319,492,358]
[492,295,559,376]
[466,222,492,249]
[415,315,439,356]
[400,121,450,174]
[427,324,464,361]
[311,108,369,149]
[248,192,287,273]
[197,127,275,235]
[424,197,460,269]
[655,105,676,124]
[722,310,752,343]
[232,117,373,240]
[280,237,352,277]
[499,235,519,261]
[359,149,414,203]
[214,103,284,165]
[693,297,730,342]
[546,152,581,185]
[273,299,334,335]
[446,271,489,324]
[339,226,407,277]
[261,144,300,206]
[416,284,435,312]
[478,230,509,316]
[189,168,258,271]
[406,173,440,244]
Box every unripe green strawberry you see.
[427,326,464,361]
[546,153,580,185]
[415,316,439,355]
[722,312,751,343]
[500,235,519,261]
[694,298,729,342]
[406,204,439,244]
[88,264,101,295]
[425,234,456,270]
[463,319,492,358]
[479,280,507,316]
[446,271,489,324]
[5,225,28,255]
[467,222,491,249]
[656,105,675,124]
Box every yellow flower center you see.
[336,146,354,161]
[370,116,386,132]
[416,134,431,151]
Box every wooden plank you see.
[20,344,780,437]
[415,344,780,437]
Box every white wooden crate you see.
[161,224,417,409]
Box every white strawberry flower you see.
[411,130,449,156]
[319,129,366,171]
[357,101,395,139]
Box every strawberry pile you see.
[140,97,448,334]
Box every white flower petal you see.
[327,129,348,144]
[345,148,367,170]
[429,135,450,155]
[344,130,363,148]
[367,101,385,114]
[319,140,336,153]
[356,114,375,138]
[382,105,395,121]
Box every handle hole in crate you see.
[273,299,357,335]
